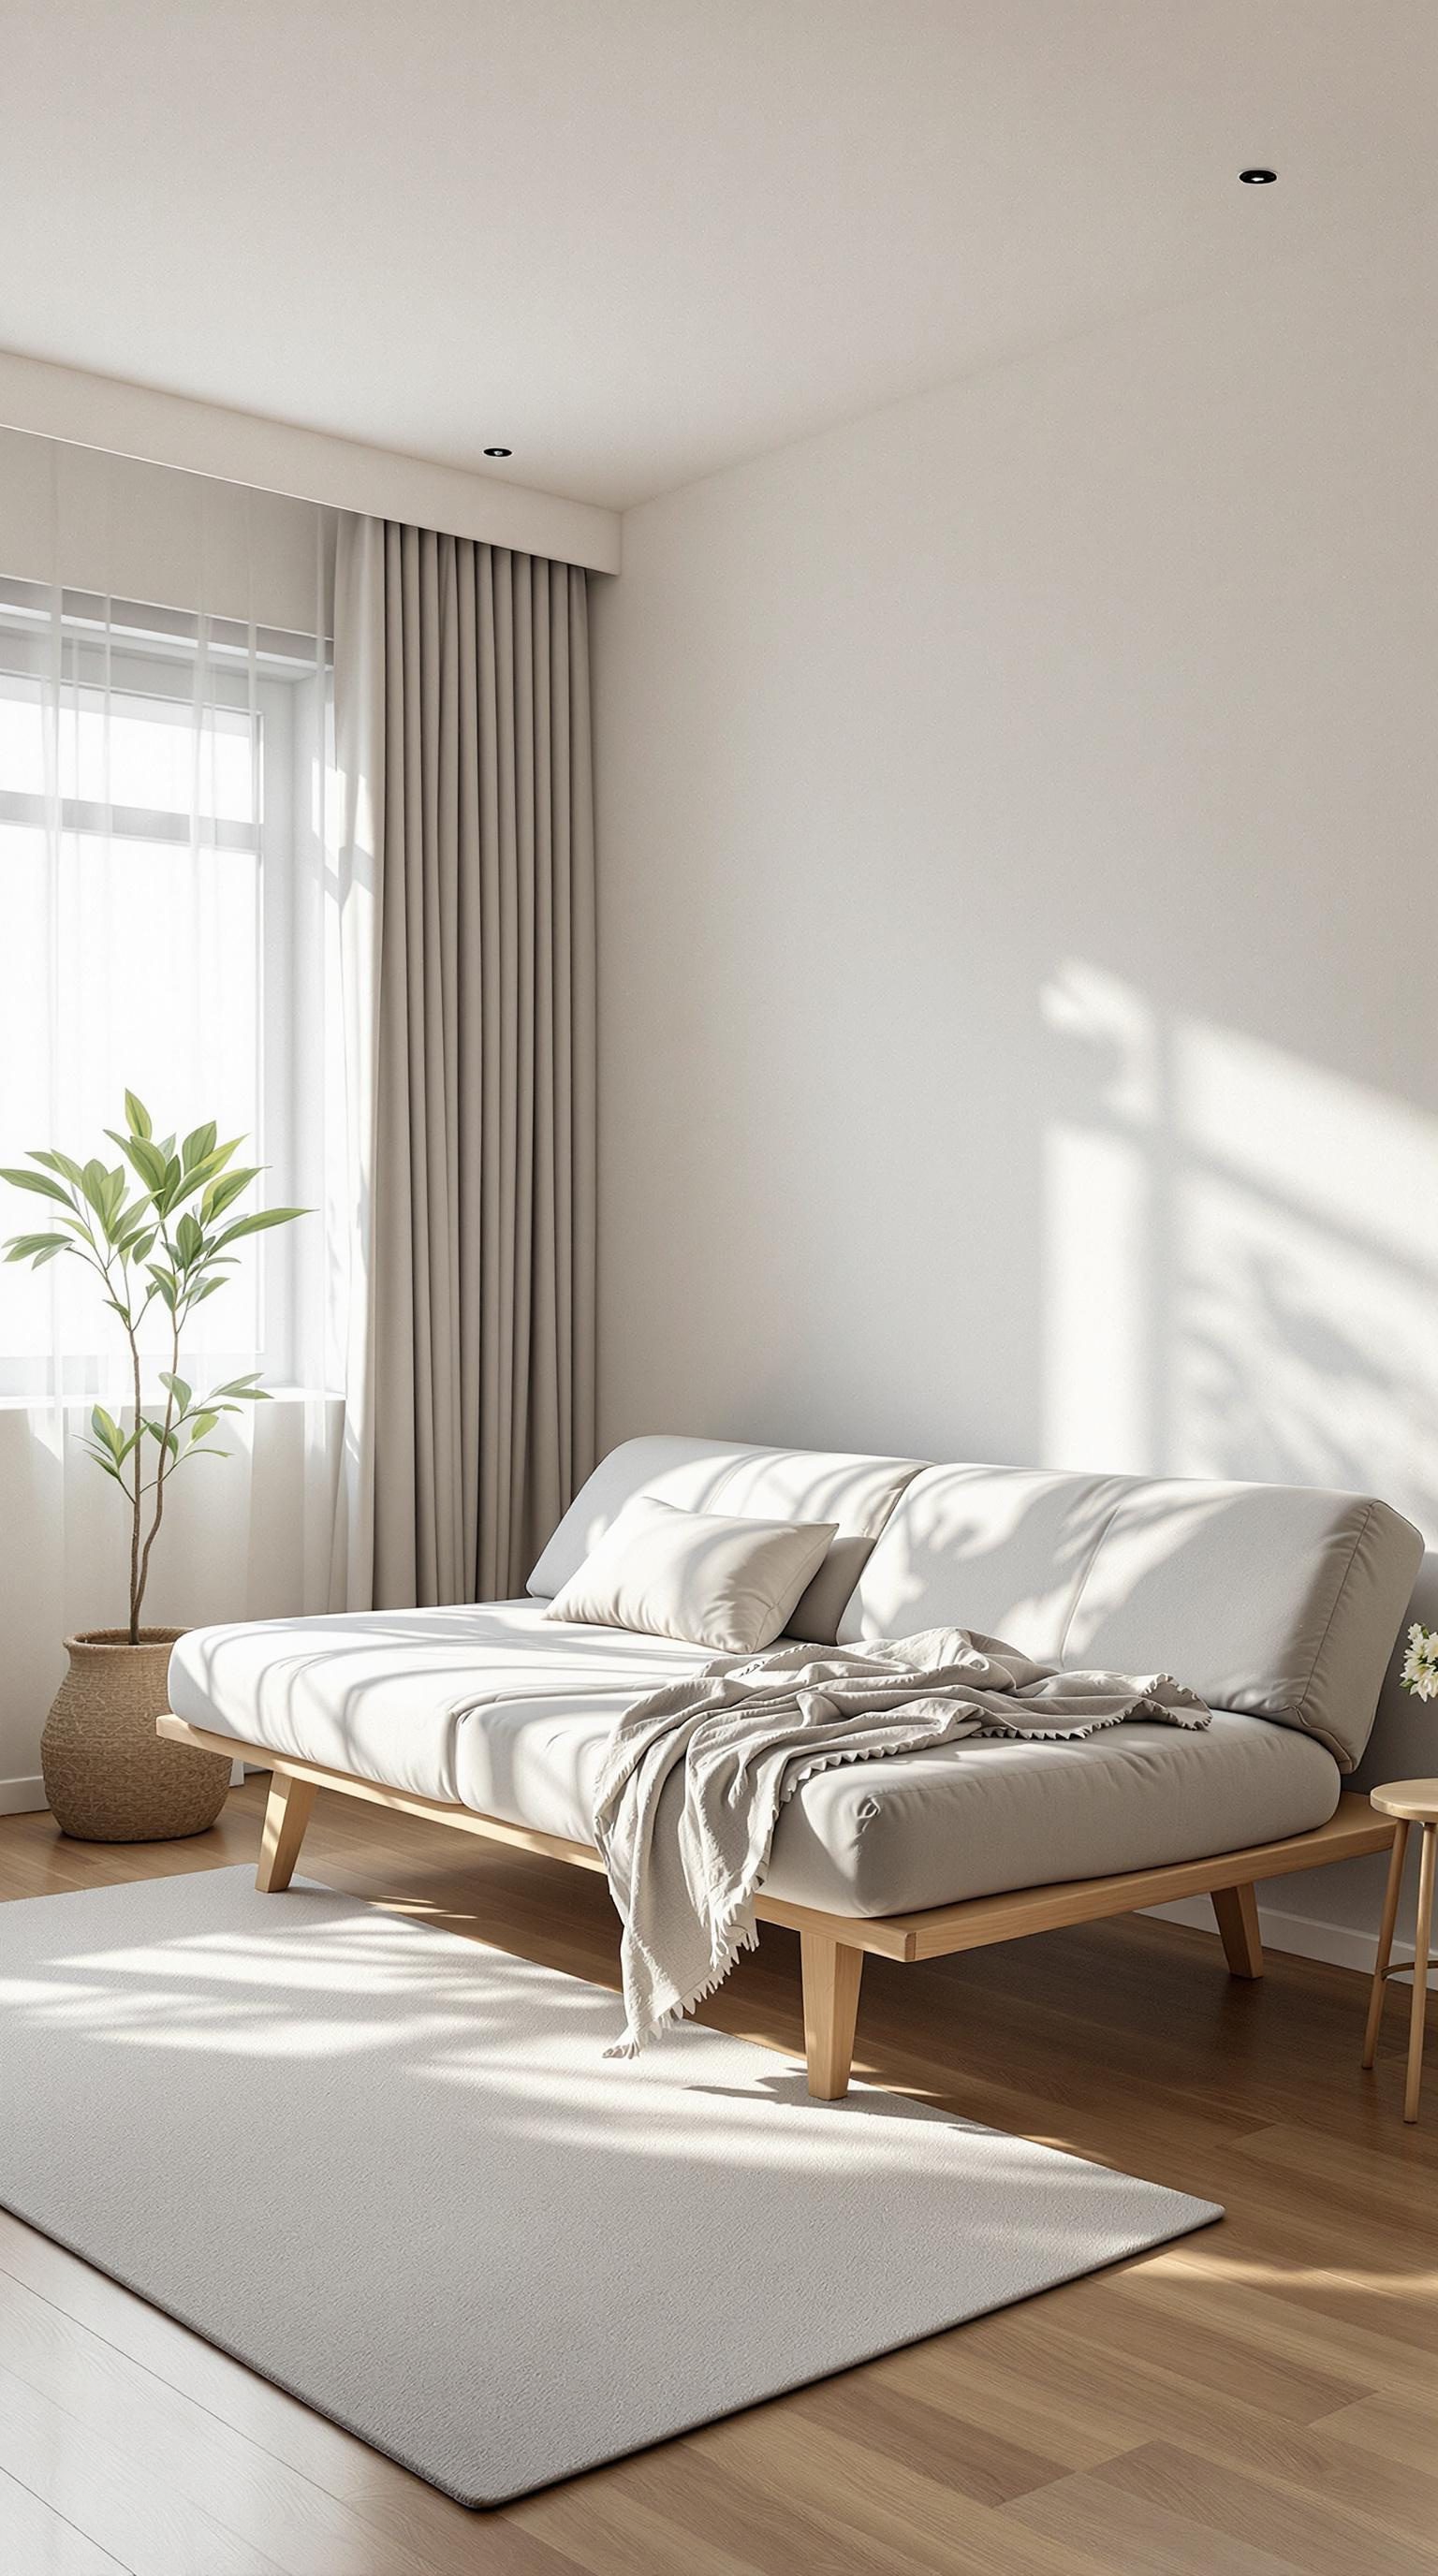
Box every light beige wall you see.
[594,245,1438,1953]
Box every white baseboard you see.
[1144,1894,1416,1980]
[0,1775,47,1816]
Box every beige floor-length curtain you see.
[330,514,595,1607]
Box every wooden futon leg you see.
[800,1933,865,2100]
[1211,1881,1264,1978]
[256,1769,317,1894]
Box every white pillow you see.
[542,1494,838,1653]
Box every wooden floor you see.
[0,1780,1433,2576]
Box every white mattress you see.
[169,1603,1343,1918]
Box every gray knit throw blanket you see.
[591,1626,1209,2059]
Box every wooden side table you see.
[1362,1781,1438,2123]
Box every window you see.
[0,580,329,1399]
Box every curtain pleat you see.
[332,515,595,1608]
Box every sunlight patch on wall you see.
[1177,1020,1438,1274]
[1176,1169,1438,1524]
[1042,1124,1151,1473]
[1040,962,1155,1473]
[1041,964,1438,1535]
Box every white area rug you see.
[0,1866,1220,2505]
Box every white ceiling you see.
[1,1,1431,513]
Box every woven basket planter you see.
[41,1629,230,1842]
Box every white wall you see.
[594,244,1438,1961]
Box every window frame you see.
[0,581,323,1399]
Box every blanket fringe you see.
[604,1908,762,2059]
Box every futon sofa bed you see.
[159,1435,1422,2096]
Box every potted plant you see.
[3,1093,303,1840]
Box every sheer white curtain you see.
[0,436,347,1801]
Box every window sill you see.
[0,1384,343,1412]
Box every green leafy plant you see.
[3,1092,305,1644]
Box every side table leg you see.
[1405,1822,1437,2125]
[1362,1820,1409,2069]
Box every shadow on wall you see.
[1043,960,1438,1864]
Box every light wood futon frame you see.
[158,1715,1394,2098]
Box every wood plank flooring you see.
[0,1778,1431,2574]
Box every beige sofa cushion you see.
[842,1463,1423,1769]
[837,1465,1129,1661]
[529,1435,923,1642]
[1064,1482,1422,1769]
[761,1711,1340,1916]
[167,1601,711,1807]
[451,1695,1339,1917]
[543,1496,836,1653]
[169,1604,1342,1919]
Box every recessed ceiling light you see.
[483,446,512,458]
[1240,168,1277,184]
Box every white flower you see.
[1401,1623,1438,1700]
